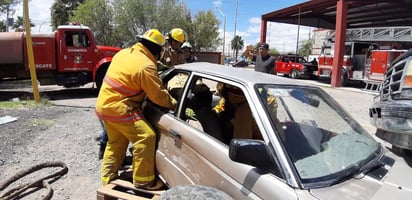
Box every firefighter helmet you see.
[141,29,165,47]
[168,28,186,43]
[181,42,192,49]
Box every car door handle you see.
[169,129,182,146]
[169,129,182,140]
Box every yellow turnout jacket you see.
[95,43,176,123]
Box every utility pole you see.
[234,0,239,61]
[24,0,41,102]
[216,7,226,64]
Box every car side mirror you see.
[229,139,274,171]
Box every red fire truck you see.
[317,41,407,87]
[0,23,121,89]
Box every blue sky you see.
[9,0,311,53]
[187,0,312,53]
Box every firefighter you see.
[158,28,186,70]
[95,29,176,190]
[213,83,261,143]
[181,42,198,63]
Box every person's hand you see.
[157,62,170,71]
[185,108,197,120]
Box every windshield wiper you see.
[328,146,384,186]
[358,146,385,175]
[328,164,361,186]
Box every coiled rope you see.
[0,161,68,200]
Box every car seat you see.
[187,84,224,141]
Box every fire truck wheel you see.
[95,64,110,91]
[290,69,299,79]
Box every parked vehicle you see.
[275,54,317,79]
[141,62,412,199]
[369,49,412,151]
[232,60,249,67]
[318,41,407,87]
[0,23,121,89]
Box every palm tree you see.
[0,20,6,32]
[298,39,313,57]
[230,35,244,62]
[12,16,34,31]
[51,0,84,30]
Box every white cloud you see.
[213,0,222,8]
[248,17,260,24]
[13,0,53,33]
[241,19,312,54]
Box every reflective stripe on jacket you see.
[95,43,176,123]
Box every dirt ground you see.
[0,86,103,199]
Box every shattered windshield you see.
[256,85,380,186]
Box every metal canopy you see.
[262,0,412,30]
[260,0,412,87]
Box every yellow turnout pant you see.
[101,119,156,186]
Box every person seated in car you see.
[187,83,223,141]
[213,83,261,143]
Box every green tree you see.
[67,0,221,52]
[190,10,220,52]
[231,35,244,62]
[0,20,5,31]
[0,0,20,14]
[0,0,21,32]
[298,39,312,57]
[70,0,117,46]
[12,16,34,31]
[51,0,84,30]
[112,0,189,46]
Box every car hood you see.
[309,150,412,200]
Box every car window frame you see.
[159,68,296,187]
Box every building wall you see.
[311,28,331,55]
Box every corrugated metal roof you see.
[262,0,412,29]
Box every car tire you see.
[159,185,233,200]
[290,69,299,79]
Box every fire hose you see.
[0,161,68,200]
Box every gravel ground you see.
[0,97,102,199]
[0,79,379,200]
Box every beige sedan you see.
[142,62,412,200]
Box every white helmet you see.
[181,42,192,49]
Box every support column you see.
[331,0,348,87]
[260,19,267,43]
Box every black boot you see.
[98,143,106,160]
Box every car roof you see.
[174,62,309,87]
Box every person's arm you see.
[140,64,177,110]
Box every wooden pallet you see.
[96,179,165,200]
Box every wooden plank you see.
[97,186,145,200]
[96,178,166,200]
[110,179,165,196]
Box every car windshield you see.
[256,85,380,186]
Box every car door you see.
[57,29,97,72]
[143,68,297,199]
[276,56,287,74]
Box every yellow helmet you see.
[141,29,165,47]
[169,28,186,43]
